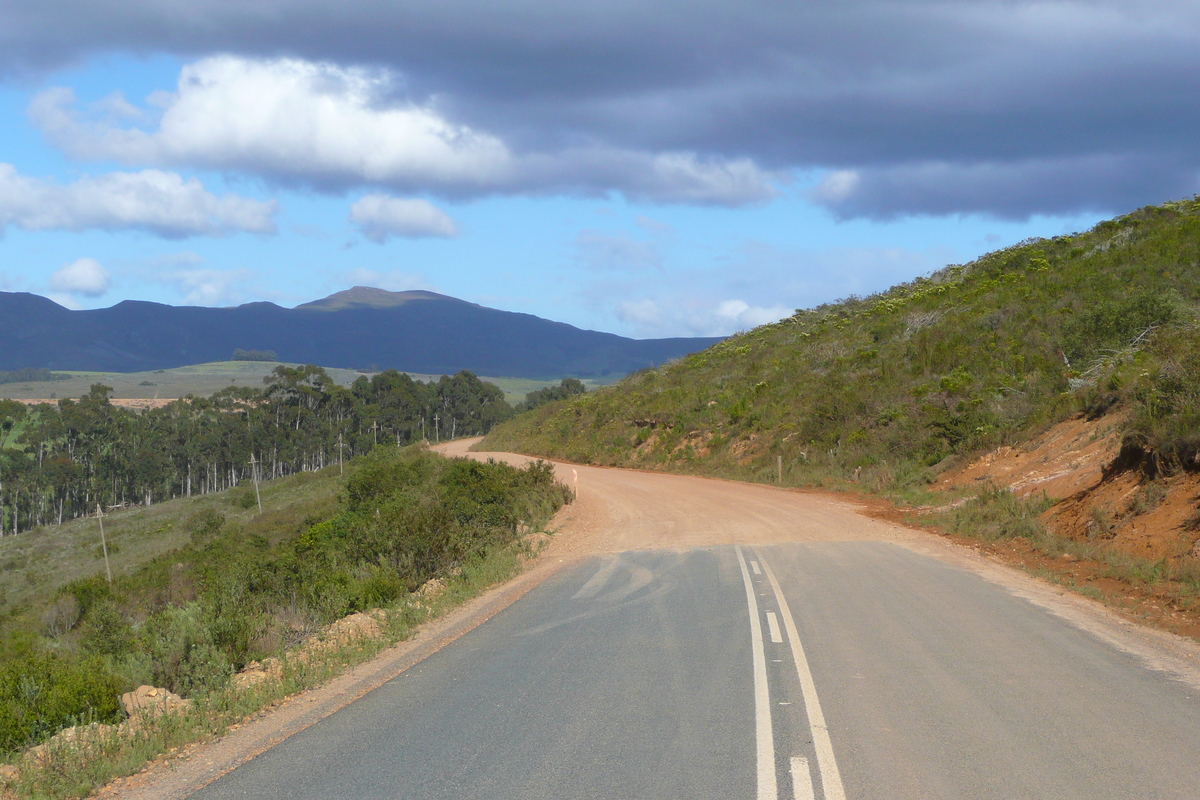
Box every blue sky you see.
[1,2,1194,338]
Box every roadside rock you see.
[232,657,283,690]
[121,685,191,724]
[305,611,386,653]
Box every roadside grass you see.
[6,535,543,800]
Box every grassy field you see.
[0,467,341,619]
[0,362,615,405]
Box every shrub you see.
[0,636,122,752]
[79,601,134,656]
[143,604,232,697]
[185,509,226,543]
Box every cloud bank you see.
[6,1,1200,217]
[32,57,777,206]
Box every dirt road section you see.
[439,438,921,557]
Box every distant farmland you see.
[0,360,611,405]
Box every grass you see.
[0,362,615,405]
[0,469,339,617]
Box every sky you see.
[1,1,1197,339]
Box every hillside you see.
[486,200,1200,481]
[0,287,721,379]
[482,198,1200,632]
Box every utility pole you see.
[248,453,263,514]
[337,433,347,475]
[777,455,783,485]
[433,413,440,443]
[96,504,112,584]
[371,420,379,446]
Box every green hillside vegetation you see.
[0,446,571,761]
[484,199,1200,491]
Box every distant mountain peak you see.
[296,286,466,312]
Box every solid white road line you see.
[766,612,783,644]
[751,560,762,575]
[790,757,816,800]
[736,546,778,800]
[757,550,848,800]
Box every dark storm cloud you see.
[4,0,1200,217]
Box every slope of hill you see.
[0,287,721,379]
[484,199,1200,495]
[482,197,1200,633]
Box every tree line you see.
[0,366,516,535]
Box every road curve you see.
[166,441,1200,799]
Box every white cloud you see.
[713,299,791,330]
[45,293,83,310]
[0,163,276,237]
[31,56,777,206]
[613,296,787,337]
[349,195,458,242]
[32,59,511,191]
[49,257,111,297]
[811,170,861,205]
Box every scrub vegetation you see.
[0,445,572,794]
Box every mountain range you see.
[0,287,722,378]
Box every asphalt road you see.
[190,541,1200,800]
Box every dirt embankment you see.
[939,412,1200,562]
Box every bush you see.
[185,509,226,543]
[79,601,134,656]
[143,604,232,697]
[0,636,123,752]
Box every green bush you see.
[948,485,1051,541]
[0,636,122,752]
[185,509,226,543]
[143,604,232,697]
[79,601,134,656]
